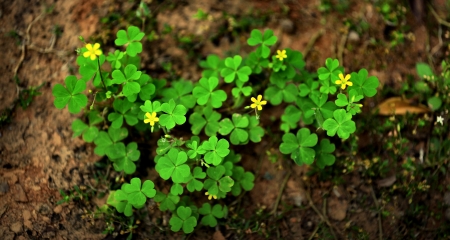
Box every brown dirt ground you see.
[0,0,449,239]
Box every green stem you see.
[97,58,107,89]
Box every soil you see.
[0,0,449,239]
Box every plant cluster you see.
[53,25,380,236]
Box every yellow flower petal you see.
[257,105,262,111]
[338,73,344,80]
[260,100,267,105]
[341,84,346,90]
[345,74,351,81]
[346,81,353,86]
[250,103,257,109]
[86,44,92,50]
[335,80,342,85]
[251,97,257,103]
[90,54,96,60]
[94,49,102,56]
[83,51,90,58]
[93,43,100,50]
[145,112,151,118]
[257,95,262,101]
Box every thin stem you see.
[97,58,107,89]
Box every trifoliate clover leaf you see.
[204,165,234,196]
[219,114,249,145]
[335,90,364,115]
[170,183,184,196]
[280,128,318,165]
[156,137,181,156]
[247,29,277,58]
[71,110,103,142]
[280,105,301,133]
[247,115,264,143]
[285,48,305,71]
[140,100,162,113]
[114,26,145,57]
[314,139,335,169]
[155,148,190,183]
[193,77,227,108]
[122,178,156,206]
[317,58,340,81]
[264,83,298,105]
[161,80,196,109]
[299,78,320,97]
[189,106,221,136]
[231,80,252,98]
[106,50,124,69]
[169,206,197,233]
[137,74,156,101]
[185,167,206,192]
[347,69,380,97]
[300,93,337,127]
[322,109,356,139]
[231,166,255,196]
[200,54,224,78]
[220,55,252,83]
[186,136,206,159]
[201,136,230,165]
[108,98,139,128]
[154,191,180,211]
[159,99,187,130]
[52,75,88,114]
[224,150,241,164]
[113,142,141,174]
[246,50,269,74]
[198,203,227,227]
[77,54,106,83]
[111,64,142,97]
[109,191,134,217]
[94,127,128,158]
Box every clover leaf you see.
[314,139,335,169]
[52,75,88,114]
[186,136,206,159]
[247,29,277,58]
[185,167,206,192]
[246,50,269,74]
[322,109,356,139]
[106,50,124,69]
[122,178,156,206]
[220,55,252,83]
[298,93,337,127]
[198,203,227,227]
[137,74,156,101]
[219,114,249,145]
[170,183,184,196]
[155,148,190,183]
[159,99,187,130]
[231,80,252,98]
[280,105,301,133]
[280,128,318,165]
[201,136,230,165]
[335,89,364,115]
[161,80,196,109]
[108,190,133,217]
[169,206,197,233]
[77,54,106,83]
[264,83,298,105]
[111,64,142,97]
[114,26,145,57]
[71,110,103,142]
[189,106,221,136]
[317,58,341,94]
[230,166,255,196]
[347,69,380,97]
[247,115,264,143]
[298,78,320,97]
[140,100,162,113]
[192,77,227,108]
[94,127,128,159]
[154,191,180,211]
[200,54,224,78]
[112,142,141,174]
[108,98,139,128]
[203,165,234,196]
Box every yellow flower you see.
[335,73,353,90]
[144,112,159,126]
[275,49,287,61]
[205,192,217,200]
[83,43,102,60]
[250,95,267,111]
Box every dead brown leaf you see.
[376,97,429,115]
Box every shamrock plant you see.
[53,24,380,236]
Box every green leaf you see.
[186,167,206,192]
[280,105,301,133]
[201,136,230,165]
[115,26,145,57]
[428,96,442,111]
[219,114,250,145]
[52,75,88,113]
[231,166,255,196]
[106,50,124,69]
[264,83,298,105]
[113,142,141,174]
[193,77,227,108]
[200,54,224,78]
[94,127,128,157]
[189,106,221,136]
[198,203,227,227]
[220,55,252,83]
[140,100,162,113]
[161,80,196,109]
[416,62,434,79]
[247,29,277,58]
[154,191,180,211]
[247,115,264,143]
[314,139,335,169]
[159,99,187,130]
[322,109,356,139]
[232,80,252,98]
[280,128,318,165]
[155,148,190,183]
[347,69,379,97]
[122,178,156,207]
[108,98,138,128]
[169,206,197,233]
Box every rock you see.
[0,181,9,194]
[53,205,62,214]
[38,204,52,216]
[10,221,22,233]
[444,192,450,206]
[13,184,28,202]
[348,30,360,42]
[213,230,226,240]
[280,19,294,34]
[328,197,348,221]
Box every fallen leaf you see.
[376,97,429,115]
[377,175,396,187]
